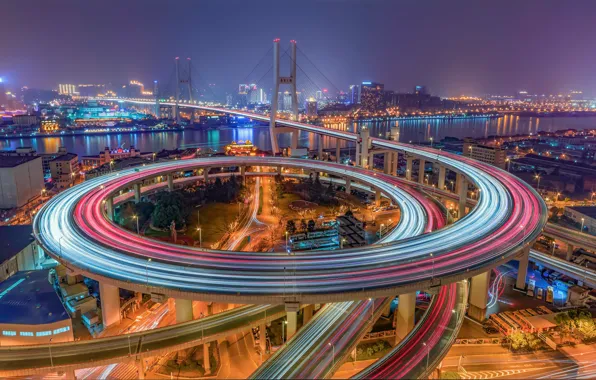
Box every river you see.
[1,115,595,157]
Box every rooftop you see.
[567,206,596,219]
[0,155,40,168]
[0,270,70,325]
[50,153,78,162]
[0,225,35,264]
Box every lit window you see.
[36,331,52,337]
[2,331,16,336]
[20,332,34,337]
[53,326,70,334]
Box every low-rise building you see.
[49,153,79,189]
[463,138,507,169]
[0,155,43,209]
[0,270,73,346]
[81,146,152,170]
[564,206,596,235]
[0,225,43,282]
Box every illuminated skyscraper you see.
[305,98,318,117]
[360,81,384,111]
[58,84,78,95]
[349,84,360,104]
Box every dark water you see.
[1,115,595,157]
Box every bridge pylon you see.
[174,57,193,124]
[269,39,299,154]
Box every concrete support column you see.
[383,152,391,174]
[566,244,574,261]
[136,358,146,380]
[287,311,298,340]
[375,189,382,206]
[106,197,114,221]
[134,183,141,203]
[357,127,370,168]
[438,166,446,191]
[368,152,375,170]
[396,292,416,340]
[318,134,324,160]
[167,173,174,191]
[100,282,120,328]
[418,159,426,184]
[291,131,299,150]
[303,304,314,325]
[277,166,282,175]
[455,172,464,194]
[468,271,490,322]
[175,298,193,323]
[203,343,211,374]
[259,323,267,352]
[336,143,341,163]
[458,175,467,218]
[65,369,76,380]
[240,166,246,182]
[406,157,413,181]
[203,167,210,184]
[345,178,351,194]
[516,246,531,290]
[391,152,398,176]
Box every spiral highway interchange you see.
[21,104,548,377]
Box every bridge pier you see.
[355,127,370,168]
[383,152,391,174]
[134,183,141,203]
[515,246,531,290]
[100,282,121,328]
[336,143,341,163]
[240,166,246,182]
[345,178,351,194]
[287,311,297,340]
[204,167,210,184]
[303,304,314,325]
[318,134,324,160]
[105,197,114,221]
[567,243,574,261]
[167,173,174,191]
[375,189,382,207]
[203,342,211,374]
[175,298,194,323]
[259,323,267,352]
[291,131,299,150]
[457,174,467,218]
[468,271,490,322]
[438,166,446,191]
[406,156,413,181]
[418,159,426,184]
[396,292,416,340]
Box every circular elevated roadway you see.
[34,115,547,304]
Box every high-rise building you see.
[349,85,360,104]
[414,85,428,96]
[315,90,323,101]
[238,84,249,95]
[305,98,318,117]
[58,84,78,95]
[0,78,6,107]
[283,91,293,111]
[360,81,384,111]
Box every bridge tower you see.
[269,39,300,154]
[174,57,193,124]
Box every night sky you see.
[3,0,595,96]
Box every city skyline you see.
[2,0,596,96]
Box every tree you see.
[151,191,188,229]
[509,331,529,351]
[300,219,308,231]
[307,219,316,232]
[345,210,354,217]
[286,220,297,234]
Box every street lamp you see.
[197,227,202,248]
[285,231,289,252]
[534,174,541,191]
[450,180,455,192]
[380,223,385,238]
[581,218,585,233]
[133,215,139,234]
[430,137,434,147]
[340,238,346,249]
[328,342,335,367]
[282,319,287,345]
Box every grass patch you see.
[194,203,240,248]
